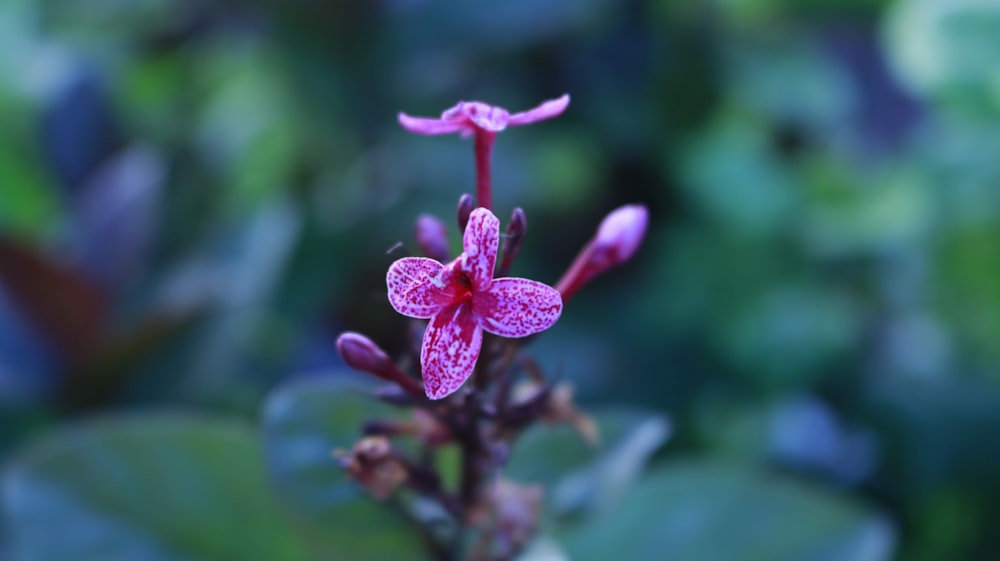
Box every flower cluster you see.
[333,94,648,560]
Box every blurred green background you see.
[2,0,1000,560]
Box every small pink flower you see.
[397,94,570,137]
[387,208,563,400]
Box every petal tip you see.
[397,112,464,135]
[508,93,572,126]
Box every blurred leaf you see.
[678,115,797,236]
[885,0,1000,114]
[854,371,1000,560]
[0,135,58,240]
[517,131,605,213]
[0,239,107,360]
[40,72,124,193]
[506,407,671,516]
[800,163,931,257]
[561,461,895,561]
[515,536,570,561]
[41,0,181,46]
[65,308,205,410]
[551,410,671,515]
[720,283,860,389]
[932,219,1000,373]
[262,376,425,561]
[71,145,165,287]
[726,38,852,133]
[2,414,311,561]
[163,200,302,404]
[388,0,618,51]
[859,373,1000,497]
[193,40,305,215]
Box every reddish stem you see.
[554,243,597,302]
[474,130,496,210]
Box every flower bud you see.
[414,213,450,262]
[497,207,527,277]
[556,204,648,301]
[338,436,408,499]
[592,204,648,268]
[336,332,426,398]
[337,331,394,375]
[457,193,474,232]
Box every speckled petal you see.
[507,94,570,126]
[420,303,483,399]
[475,277,563,338]
[461,208,499,292]
[398,113,467,135]
[387,257,451,319]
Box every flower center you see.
[452,271,474,302]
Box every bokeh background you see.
[2,0,999,560]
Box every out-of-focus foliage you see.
[262,376,426,561]
[3,414,312,561]
[1,0,999,559]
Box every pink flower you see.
[387,208,563,400]
[398,94,570,211]
[397,94,570,137]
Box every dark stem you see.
[388,495,456,561]
[458,393,485,509]
[474,130,496,210]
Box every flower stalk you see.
[329,93,647,561]
[474,131,496,210]
[556,204,649,301]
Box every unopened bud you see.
[337,332,394,374]
[556,204,649,301]
[457,193,474,232]
[338,436,408,499]
[414,214,450,262]
[497,207,527,277]
[591,204,648,269]
[336,332,426,399]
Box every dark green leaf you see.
[262,376,425,561]
[506,407,671,515]
[2,414,312,561]
[561,461,895,561]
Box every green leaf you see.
[262,376,425,561]
[885,0,1000,114]
[561,461,895,561]
[679,115,797,236]
[506,407,671,516]
[2,414,312,561]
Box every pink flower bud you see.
[414,213,450,262]
[590,204,649,269]
[457,193,474,232]
[337,332,393,373]
[497,207,527,277]
[555,204,649,301]
[336,332,425,398]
